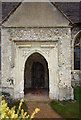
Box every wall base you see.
[58,87,74,101]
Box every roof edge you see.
[2,2,22,24]
[51,2,74,25]
[1,2,74,25]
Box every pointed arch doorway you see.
[24,52,49,100]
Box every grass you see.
[50,87,81,119]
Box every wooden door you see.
[32,62,45,88]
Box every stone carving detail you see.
[42,49,50,55]
[22,50,30,57]
[21,47,50,57]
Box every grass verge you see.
[50,87,81,119]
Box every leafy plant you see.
[9,100,27,115]
[0,95,40,119]
[0,92,10,96]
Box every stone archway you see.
[14,40,59,100]
[24,52,49,97]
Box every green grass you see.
[9,100,28,115]
[50,87,81,119]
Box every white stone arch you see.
[14,44,59,100]
[23,49,49,70]
[72,30,81,70]
[22,49,50,94]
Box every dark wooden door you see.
[32,62,45,88]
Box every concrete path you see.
[25,101,62,118]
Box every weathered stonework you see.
[1,27,74,100]
[1,2,75,101]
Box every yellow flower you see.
[0,98,40,119]
[1,100,6,104]
[26,114,30,119]
[21,99,24,102]
[21,109,24,116]
[23,112,27,118]
[1,112,6,119]
[1,95,4,98]
[17,99,24,115]
[35,108,40,113]
[30,108,40,119]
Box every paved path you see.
[25,101,62,118]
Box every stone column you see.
[49,45,59,100]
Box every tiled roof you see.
[2,2,18,20]
[55,2,81,23]
[2,2,81,23]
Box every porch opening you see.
[24,52,49,100]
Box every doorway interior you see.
[24,52,49,100]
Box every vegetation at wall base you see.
[0,95,40,119]
[0,91,10,96]
[50,87,81,119]
[9,100,28,115]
